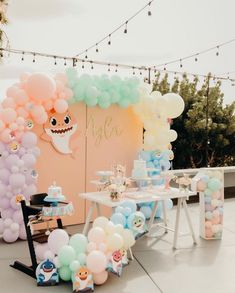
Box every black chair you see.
[11,194,64,279]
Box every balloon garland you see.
[0,69,184,243]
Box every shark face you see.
[43,110,78,154]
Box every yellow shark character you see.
[41,109,79,156]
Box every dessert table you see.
[79,187,198,249]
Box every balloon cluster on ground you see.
[196,171,223,239]
[66,68,140,108]
[133,85,185,151]
[35,215,136,290]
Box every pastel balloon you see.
[58,266,71,281]
[162,93,185,118]
[69,260,81,272]
[1,108,17,124]
[9,173,25,188]
[2,97,16,109]
[21,154,36,168]
[69,233,88,254]
[48,229,69,254]
[77,253,86,266]
[3,228,19,243]
[27,73,56,101]
[19,225,27,240]
[35,243,50,260]
[0,168,10,184]
[88,227,106,245]
[122,229,135,249]
[197,180,207,192]
[93,270,108,285]
[43,250,54,260]
[121,200,137,213]
[10,222,20,232]
[1,128,12,143]
[208,178,222,192]
[87,242,97,253]
[21,132,37,148]
[58,245,76,266]
[93,217,109,229]
[104,221,115,235]
[0,197,10,209]
[5,154,20,169]
[107,233,124,251]
[12,210,23,223]
[54,99,68,113]
[110,213,126,227]
[205,228,213,238]
[86,250,107,274]
[1,208,14,219]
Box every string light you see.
[108,34,111,45]
[164,64,166,71]
[32,53,35,63]
[216,46,219,56]
[64,58,67,66]
[90,61,94,70]
[115,64,118,72]
[132,67,136,75]
[85,50,88,59]
[108,64,111,72]
[124,21,128,34]
[96,44,99,53]
[21,51,24,61]
[54,56,57,65]
[180,59,183,68]
[195,54,198,62]
[0,49,3,58]
[82,60,85,69]
[148,2,152,16]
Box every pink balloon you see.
[23,184,37,197]
[211,216,220,225]
[0,197,10,209]
[19,224,27,240]
[9,173,25,188]
[0,182,6,197]
[15,89,29,106]
[93,271,108,285]
[48,229,69,254]
[16,117,25,126]
[6,85,19,98]
[205,221,212,229]
[0,168,11,184]
[88,227,106,245]
[21,153,36,168]
[21,132,37,148]
[86,250,107,274]
[27,73,56,101]
[1,128,13,143]
[0,120,6,131]
[3,228,19,243]
[205,228,213,238]
[63,88,74,100]
[1,108,17,124]
[12,210,23,223]
[2,97,16,109]
[34,112,48,124]
[43,100,53,111]
[17,107,29,119]
[31,147,40,157]
[54,99,68,113]
[35,243,50,260]
[197,180,207,192]
[1,208,14,219]
[5,154,20,169]
[9,122,18,131]
[20,72,30,83]
[31,105,44,118]
[10,222,20,232]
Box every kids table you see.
[79,187,197,249]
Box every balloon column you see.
[34,217,135,290]
[195,170,224,239]
[132,87,185,151]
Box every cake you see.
[131,159,148,179]
[48,182,63,199]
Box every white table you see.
[79,187,197,249]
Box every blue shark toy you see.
[36,259,59,286]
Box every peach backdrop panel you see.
[85,105,143,219]
[34,103,86,225]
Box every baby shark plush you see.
[73,267,94,292]
[127,211,148,239]
[107,250,123,277]
[36,259,59,286]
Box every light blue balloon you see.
[121,200,137,213]
[110,212,126,226]
[166,199,173,210]
[140,206,152,219]
[123,207,132,217]
[77,253,86,266]
[204,196,211,204]
[201,175,210,183]
[146,162,155,168]
[115,206,124,214]
[140,151,151,162]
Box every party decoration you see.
[192,169,224,240]
[48,229,70,254]
[36,259,59,286]
[41,110,79,155]
[73,267,94,292]
[127,211,147,239]
[42,202,74,217]
[107,250,123,277]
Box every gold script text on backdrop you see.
[86,115,123,146]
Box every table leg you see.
[183,199,197,244]
[95,203,101,216]
[82,202,95,235]
[129,248,134,260]
[147,201,158,233]
[162,200,168,234]
[173,197,182,249]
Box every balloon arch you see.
[0,68,184,243]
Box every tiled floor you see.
[1,199,235,293]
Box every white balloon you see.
[162,93,185,118]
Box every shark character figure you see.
[36,259,59,286]
[129,211,148,239]
[41,110,79,156]
[73,267,94,292]
[107,250,123,277]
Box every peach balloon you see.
[19,72,30,83]
[9,123,18,131]
[14,131,24,141]
[1,108,17,124]
[2,97,16,109]
[0,120,6,132]
[54,99,68,113]
[211,216,220,225]
[16,117,25,126]
[34,112,48,124]
[93,270,108,285]
[197,180,207,191]
[6,86,19,98]
[1,129,12,143]
[15,90,29,106]
[27,73,56,101]
[212,191,220,200]
[31,105,44,119]
[205,228,213,238]
[55,73,67,85]
[205,221,212,229]
[17,107,29,119]
[43,100,53,111]
[64,88,74,100]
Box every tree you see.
[152,72,235,169]
[0,0,8,50]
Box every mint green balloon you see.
[118,99,130,108]
[74,84,85,101]
[86,96,98,107]
[69,234,88,254]
[77,253,87,266]
[69,260,81,272]
[204,188,212,197]
[208,178,222,192]
[59,266,72,281]
[58,245,76,266]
